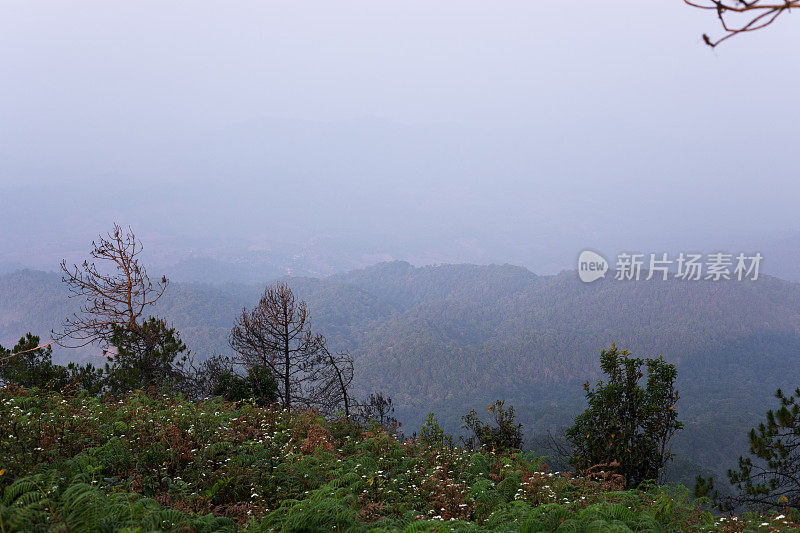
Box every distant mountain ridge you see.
[3,261,800,486]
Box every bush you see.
[418,412,453,447]
[211,365,278,406]
[565,343,682,487]
[460,400,523,453]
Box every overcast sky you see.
[0,1,798,275]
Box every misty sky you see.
[1,1,798,276]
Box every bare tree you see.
[529,427,573,472]
[54,224,167,349]
[356,392,399,431]
[685,0,798,47]
[228,282,350,412]
[313,348,354,417]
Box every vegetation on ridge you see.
[0,387,794,532]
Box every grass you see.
[0,387,796,532]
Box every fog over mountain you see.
[1,1,799,277]
[5,1,800,527]
[2,1,799,482]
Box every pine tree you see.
[0,333,103,393]
[104,317,192,395]
[727,387,800,509]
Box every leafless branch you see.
[229,281,350,413]
[685,0,798,46]
[0,340,56,364]
[54,224,167,349]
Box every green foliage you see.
[64,359,106,395]
[0,325,198,399]
[104,316,191,395]
[693,474,716,499]
[460,400,523,453]
[0,333,58,389]
[0,333,64,391]
[727,387,800,510]
[566,344,683,487]
[210,362,278,406]
[418,413,453,448]
[0,470,236,532]
[0,388,789,531]
[0,333,103,394]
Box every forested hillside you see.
[3,261,800,487]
